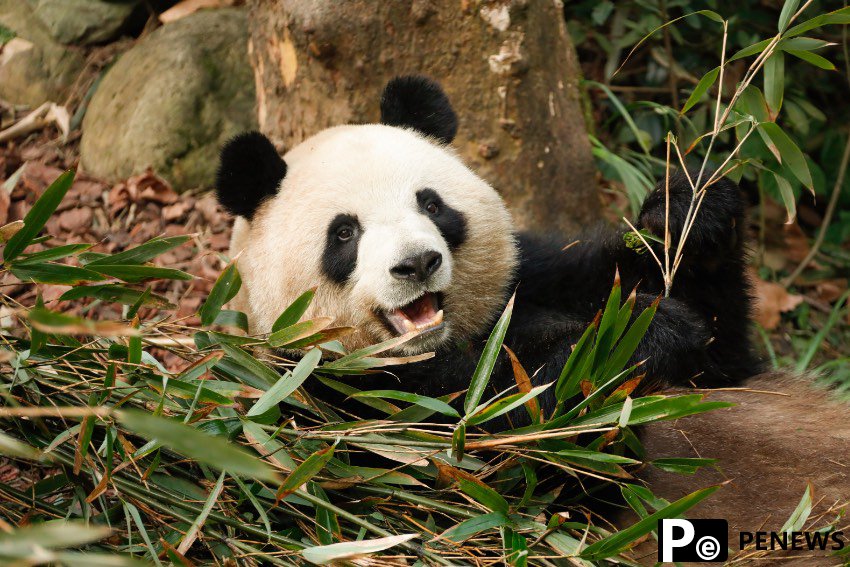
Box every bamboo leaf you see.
[764,52,785,117]
[773,172,797,224]
[681,67,719,114]
[3,169,74,262]
[276,442,336,500]
[352,389,459,417]
[118,409,280,482]
[784,49,835,69]
[86,235,190,266]
[248,348,321,417]
[436,512,509,543]
[302,534,418,565]
[272,287,316,332]
[87,264,193,283]
[759,122,813,190]
[199,260,241,326]
[778,0,801,32]
[10,262,107,285]
[464,294,513,415]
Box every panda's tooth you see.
[434,309,444,324]
[402,319,417,333]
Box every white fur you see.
[229,124,518,354]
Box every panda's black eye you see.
[336,226,354,242]
[425,201,439,215]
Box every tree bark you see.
[247,0,600,233]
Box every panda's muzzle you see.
[379,292,444,336]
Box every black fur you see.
[380,76,458,144]
[216,132,287,220]
[322,214,362,284]
[416,189,467,249]
[322,171,762,428]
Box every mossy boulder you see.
[0,0,86,106]
[31,0,141,45]
[80,9,257,191]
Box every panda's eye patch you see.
[322,214,361,284]
[416,188,467,250]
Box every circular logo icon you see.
[696,535,721,561]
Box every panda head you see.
[216,76,518,354]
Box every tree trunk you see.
[246,0,600,233]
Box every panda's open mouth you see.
[379,292,445,336]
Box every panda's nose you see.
[390,251,442,282]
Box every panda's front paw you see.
[637,170,745,260]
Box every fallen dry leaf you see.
[750,270,804,330]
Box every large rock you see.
[81,9,257,191]
[0,0,85,106]
[32,0,140,45]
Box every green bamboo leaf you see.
[452,422,466,462]
[248,348,321,417]
[729,38,773,62]
[213,309,249,332]
[780,37,833,51]
[652,457,717,475]
[87,264,193,283]
[580,486,720,559]
[177,471,225,554]
[778,0,801,32]
[458,478,509,513]
[232,475,272,543]
[10,262,107,285]
[309,482,340,546]
[681,67,719,114]
[759,122,813,190]
[464,294,514,415]
[781,483,813,532]
[784,49,835,70]
[603,299,657,378]
[60,285,174,309]
[352,389,459,417]
[3,169,74,262]
[86,235,190,266]
[276,442,336,499]
[764,52,785,117]
[302,534,418,565]
[0,431,43,460]
[796,290,849,372]
[199,260,241,326]
[555,317,597,402]
[436,511,509,543]
[272,287,316,332]
[267,318,333,348]
[15,243,92,264]
[118,409,280,482]
[0,522,111,555]
[219,343,279,389]
[773,173,797,223]
[467,384,551,426]
[785,7,850,38]
[586,81,650,154]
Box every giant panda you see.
[216,76,848,563]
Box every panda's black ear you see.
[380,76,458,144]
[215,131,287,220]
